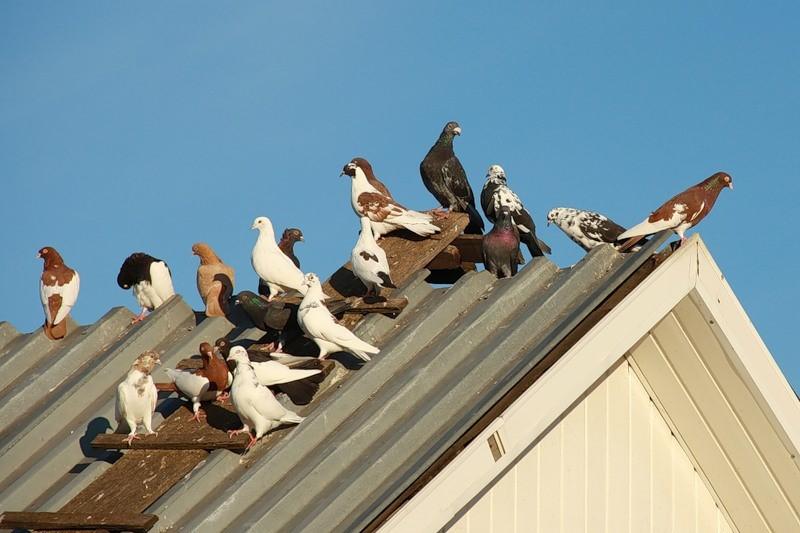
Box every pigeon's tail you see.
[521,232,551,257]
[464,203,485,235]
[395,214,440,237]
[344,338,380,361]
[279,411,304,425]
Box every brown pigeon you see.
[165,342,231,422]
[192,243,235,317]
[37,246,80,340]
[618,172,733,251]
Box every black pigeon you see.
[481,165,551,257]
[214,336,326,406]
[420,121,484,234]
[482,206,521,279]
[236,290,297,347]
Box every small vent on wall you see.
[487,431,506,462]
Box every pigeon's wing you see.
[356,192,406,223]
[53,271,80,324]
[149,261,175,302]
[480,182,498,223]
[578,211,627,243]
[115,382,128,424]
[441,155,474,208]
[309,308,376,350]
[252,360,321,386]
[39,279,53,324]
[165,368,209,399]
[617,201,690,240]
[147,379,158,413]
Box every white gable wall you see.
[444,360,735,533]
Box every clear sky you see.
[1,2,798,385]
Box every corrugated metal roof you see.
[0,232,670,532]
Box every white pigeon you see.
[227,346,304,450]
[351,216,396,296]
[342,157,440,239]
[251,216,307,301]
[164,342,231,422]
[546,207,630,252]
[297,273,380,361]
[116,351,161,445]
[250,359,322,386]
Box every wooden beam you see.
[0,511,158,532]
[91,432,250,451]
[156,382,177,392]
[449,234,483,264]
[274,296,408,316]
[426,245,461,270]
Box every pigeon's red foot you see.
[191,410,206,423]
[245,435,259,450]
[430,207,450,220]
[228,428,247,439]
[124,433,141,446]
[217,392,230,403]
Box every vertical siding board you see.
[650,398,673,533]
[629,363,652,532]
[490,462,516,532]
[672,436,697,533]
[607,364,631,533]
[586,378,608,532]
[448,514,469,533]
[516,448,538,530]
[562,399,587,532]
[538,421,562,532]
[468,486,493,533]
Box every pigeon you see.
[341,157,440,239]
[227,346,304,450]
[249,359,321,387]
[251,216,307,301]
[37,246,80,340]
[117,252,175,323]
[482,206,521,279]
[546,207,630,252]
[165,342,231,422]
[419,121,484,234]
[352,216,396,297]
[236,290,295,349]
[618,172,734,251]
[297,273,380,361]
[481,165,550,257]
[259,228,303,297]
[192,243,235,317]
[115,350,161,445]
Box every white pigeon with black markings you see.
[251,216,307,301]
[351,216,396,296]
[116,351,161,445]
[480,165,551,257]
[227,346,304,450]
[546,207,630,251]
[297,273,380,361]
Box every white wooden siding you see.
[445,361,734,533]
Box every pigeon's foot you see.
[228,428,247,439]
[217,392,230,403]
[430,207,449,220]
[191,410,206,423]
[124,433,141,446]
[245,435,259,450]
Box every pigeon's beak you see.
[234,298,240,305]
[36,252,41,259]
[339,171,345,177]
[453,127,462,136]
[299,235,304,242]
[546,220,551,227]
[251,223,257,230]
[728,182,734,190]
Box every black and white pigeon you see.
[482,206,521,279]
[351,217,396,297]
[419,121,484,234]
[480,165,550,257]
[546,207,630,251]
[117,252,176,323]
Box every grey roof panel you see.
[0,321,21,352]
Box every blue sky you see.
[2,2,798,384]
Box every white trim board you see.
[378,235,800,533]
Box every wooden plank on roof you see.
[0,511,157,532]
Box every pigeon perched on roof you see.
[192,243,235,317]
[37,246,80,340]
[420,121,484,235]
[352,217,396,297]
[115,350,161,445]
[482,206,521,279]
[227,346,304,451]
[236,290,296,350]
[481,165,550,257]
[117,252,175,323]
[546,207,629,251]
[251,216,307,301]
[341,157,440,239]
[298,273,380,361]
[259,228,303,297]
[618,172,733,251]
[165,342,231,422]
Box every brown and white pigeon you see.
[420,121,485,234]
[37,246,80,340]
[192,243,235,317]
[259,227,303,298]
[117,252,175,323]
[481,165,550,257]
[341,157,440,239]
[165,342,231,422]
[116,350,161,445]
[482,206,521,279]
[546,207,629,251]
[351,216,396,297]
[618,172,733,251]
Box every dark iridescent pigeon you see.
[482,206,521,279]
[481,164,550,257]
[420,121,484,234]
[618,172,733,251]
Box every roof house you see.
[0,214,797,533]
